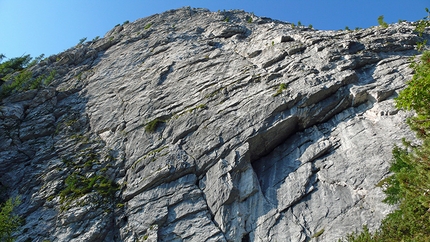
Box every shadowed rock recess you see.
[1,7,429,242]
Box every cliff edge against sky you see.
[1,7,429,242]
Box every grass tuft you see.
[145,118,163,133]
[272,83,288,97]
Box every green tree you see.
[396,51,430,138]
[378,15,389,28]
[0,55,32,80]
[78,37,87,45]
[0,197,22,242]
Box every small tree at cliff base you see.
[0,197,22,242]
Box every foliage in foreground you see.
[346,32,430,242]
[0,197,22,242]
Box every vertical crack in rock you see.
[197,174,229,241]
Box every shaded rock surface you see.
[1,7,429,242]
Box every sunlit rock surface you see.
[1,7,428,242]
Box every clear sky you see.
[0,0,428,60]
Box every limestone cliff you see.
[1,7,429,242]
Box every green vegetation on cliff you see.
[0,197,21,242]
[0,54,55,100]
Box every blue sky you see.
[0,0,428,60]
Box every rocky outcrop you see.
[1,7,428,242]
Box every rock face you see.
[1,7,428,242]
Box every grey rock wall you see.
[1,7,428,242]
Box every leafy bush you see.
[0,197,21,242]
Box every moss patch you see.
[145,118,164,133]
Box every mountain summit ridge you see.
[1,7,428,241]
